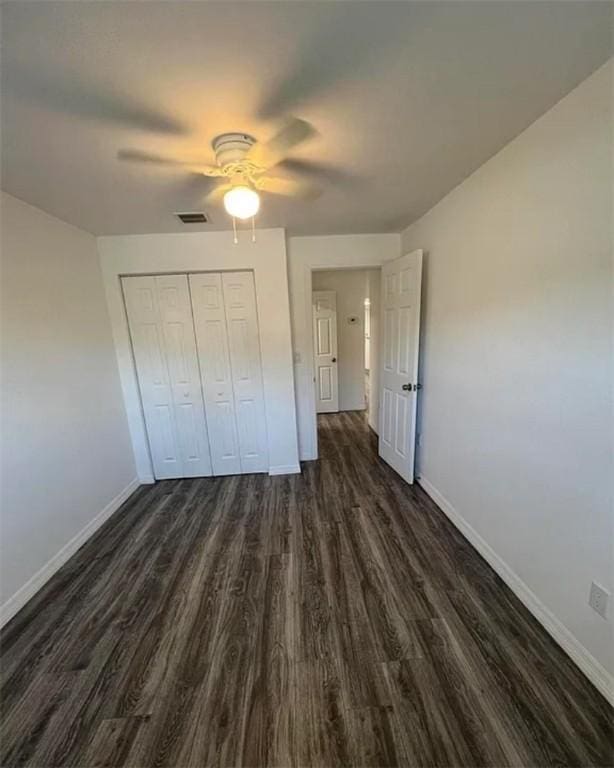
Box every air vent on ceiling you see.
[176,212,208,224]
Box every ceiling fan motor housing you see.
[212,133,256,168]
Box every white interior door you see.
[378,250,423,483]
[312,290,339,413]
[123,275,213,480]
[189,273,242,476]
[221,271,268,473]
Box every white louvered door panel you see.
[189,273,242,475]
[123,276,182,479]
[221,271,268,473]
[123,275,212,479]
[378,250,422,484]
[155,275,212,477]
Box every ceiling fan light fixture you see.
[223,185,260,220]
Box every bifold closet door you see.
[188,273,241,475]
[122,275,213,480]
[190,271,268,474]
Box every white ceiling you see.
[1,1,611,236]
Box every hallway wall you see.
[365,269,381,433]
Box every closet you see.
[122,271,268,479]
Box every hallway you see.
[1,412,612,766]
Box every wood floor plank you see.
[345,705,407,768]
[80,716,150,768]
[294,659,353,767]
[1,411,612,767]
[240,553,296,767]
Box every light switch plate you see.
[589,582,609,619]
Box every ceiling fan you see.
[118,118,320,235]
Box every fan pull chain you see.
[232,216,238,245]
[251,216,256,243]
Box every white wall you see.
[287,234,400,460]
[401,61,613,698]
[365,269,381,433]
[0,193,136,623]
[312,269,376,412]
[97,229,300,479]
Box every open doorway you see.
[312,268,381,451]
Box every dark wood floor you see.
[1,411,612,767]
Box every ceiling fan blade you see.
[257,4,415,120]
[257,176,320,199]
[118,149,189,166]
[246,118,317,170]
[204,183,233,204]
[6,65,187,135]
[277,158,358,186]
[166,173,219,207]
[117,149,223,176]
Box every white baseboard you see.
[269,464,302,476]
[418,475,614,706]
[0,477,140,628]
[139,474,155,484]
[299,452,317,462]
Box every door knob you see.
[332,357,337,363]
[401,383,412,391]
